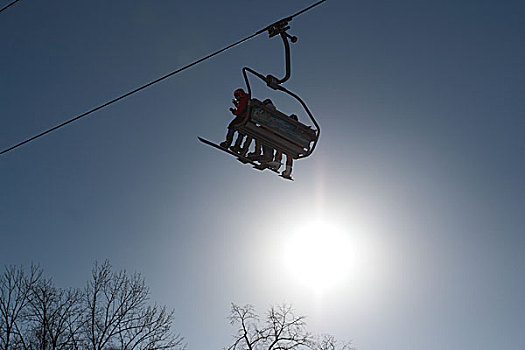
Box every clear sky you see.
[1,0,524,349]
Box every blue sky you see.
[1,1,524,349]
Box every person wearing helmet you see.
[220,88,250,151]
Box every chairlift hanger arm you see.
[263,18,298,86]
[258,0,328,86]
[241,17,297,94]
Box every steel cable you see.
[1,0,326,156]
[0,0,22,15]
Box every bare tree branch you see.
[82,260,184,350]
[25,277,84,350]
[0,264,42,349]
[227,304,354,350]
[1,262,183,350]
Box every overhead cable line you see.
[0,0,326,156]
[0,0,22,15]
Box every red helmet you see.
[234,88,246,99]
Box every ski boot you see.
[230,134,244,153]
[220,133,233,149]
[281,165,293,180]
[267,160,281,171]
[230,145,242,153]
[259,155,273,164]
[247,152,262,161]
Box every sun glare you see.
[282,220,355,294]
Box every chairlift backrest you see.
[234,98,317,159]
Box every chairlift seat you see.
[234,99,317,159]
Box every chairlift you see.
[199,17,320,178]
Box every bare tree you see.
[0,264,42,350]
[82,261,184,350]
[1,262,183,350]
[312,335,355,350]
[26,278,84,350]
[227,304,354,350]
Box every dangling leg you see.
[247,140,262,160]
[230,132,245,153]
[281,156,293,179]
[222,116,242,150]
[260,144,274,163]
[220,128,234,148]
[240,136,252,157]
[274,151,283,163]
[268,150,282,171]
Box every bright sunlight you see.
[282,220,356,294]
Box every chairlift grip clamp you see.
[265,75,281,90]
[267,18,291,37]
[267,17,298,41]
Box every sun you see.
[282,220,355,294]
